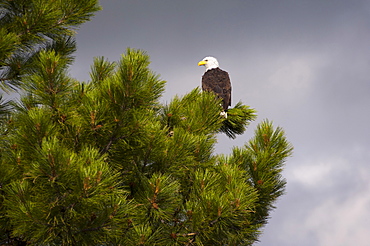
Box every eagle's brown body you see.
[201,67,231,111]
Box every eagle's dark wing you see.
[202,68,231,110]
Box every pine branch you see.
[220,101,257,139]
[99,132,126,155]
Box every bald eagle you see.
[198,57,231,111]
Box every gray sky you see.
[72,1,370,245]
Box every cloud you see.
[288,159,334,189]
[265,53,326,104]
[269,58,313,92]
[305,190,370,246]
[258,147,370,246]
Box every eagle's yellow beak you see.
[198,60,207,66]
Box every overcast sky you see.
[71,1,370,245]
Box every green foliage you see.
[0,2,293,245]
[0,47,293,245]
[20,50,78,109]
[4,138,132,245]
[228,120,294,226]
[184,165,260,245]
[0,0,101,91]
[221,102,257,139]
[162,88,224,135]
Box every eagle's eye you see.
[205,59,208,62]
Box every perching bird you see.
[198,57,231,111]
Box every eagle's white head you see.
[198,56,219,71]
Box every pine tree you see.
[0,0,101,91]
[0,1,293,245]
